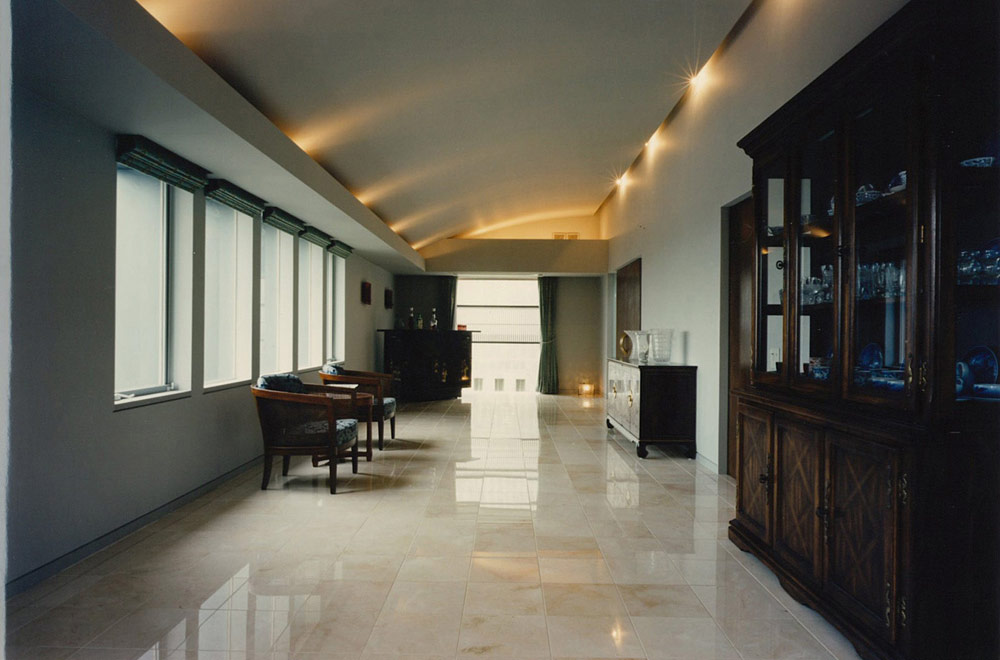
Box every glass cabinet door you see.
[754,158,787,382]
[794,124,838,387]
[944,8,999,410]
[846,82,913,402]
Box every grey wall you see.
[598,0,909,469]
[6,87,394,588]
[554,277,603,394]
[7,89,264,585]
[344,255,395,373]
[2,0,13,629]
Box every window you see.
[259,224,294,374]
[114,165,192,399]
[297,239,325,369]
[204,198,253,386]
[324,251,346,362]
[455,278,541,392]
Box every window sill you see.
[297,365,324,373]
[113,389,191,411]
[204,378,253,394]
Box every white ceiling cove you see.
[136,0,750,249]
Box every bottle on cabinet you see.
[430,307,438,330]
[407,307,415,330]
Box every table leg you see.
[365,405,373,461]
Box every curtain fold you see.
[442,275,458,330]
[537,277,558,394]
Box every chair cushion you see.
[257,373,306,393]
[378,396,396,420]
[320,362,343,375]
[278,418,358,447]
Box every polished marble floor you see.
[6,394,863,659]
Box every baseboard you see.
[5,455,263,597]
[695,452,720,474]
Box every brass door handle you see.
[627,393,634,407]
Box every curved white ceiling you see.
[137,0,750,249]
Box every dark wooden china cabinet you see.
[730,3,999,660]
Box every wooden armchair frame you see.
[251,384,360,494]
[319,369,396,450]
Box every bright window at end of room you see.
[455,278,541,393]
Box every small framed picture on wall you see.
[384,289,394,309]
[361,281,372,305]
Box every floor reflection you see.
[5,394,860,660]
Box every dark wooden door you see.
[773,417,824,584]
[728,197,754,476]
[824,431,898,641]
[735,403,772,544]
[616,258,641,360]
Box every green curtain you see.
[441,275,458,330]
[537,277,558,394]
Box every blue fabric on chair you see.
[380,396,397,420]
[278,418,358,447]
[320,362,343,375]
[257,373,306,393]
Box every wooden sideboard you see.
[380,329,472,401]
[606,359,697,458]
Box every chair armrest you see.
[251,387,333,408]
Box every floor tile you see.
[464,582,544,616]
[470,557,540,583]
[457,613,549,657]
[6,394,863,660]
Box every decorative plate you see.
[859,343,883,370]
[964,345,999,384]
[972,383,1000,399]
[960,156,995,168]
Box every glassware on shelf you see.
[821,265,834,301]
[622,330,652,363]
[648,329,675,363]
[983,250,1000,284]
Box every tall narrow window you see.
[324,251,335,362]
[297,239,325,369]
[204,198,253,385]
[455,278,541,392]
[259,224,294,374]
[114,165,192,399]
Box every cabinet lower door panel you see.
[825,432,897,640]
[736,405,771,543]
[774,418,823,583]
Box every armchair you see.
[252,374,360,494]
[320,363,397,450]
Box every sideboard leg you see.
[636,443,648,458]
